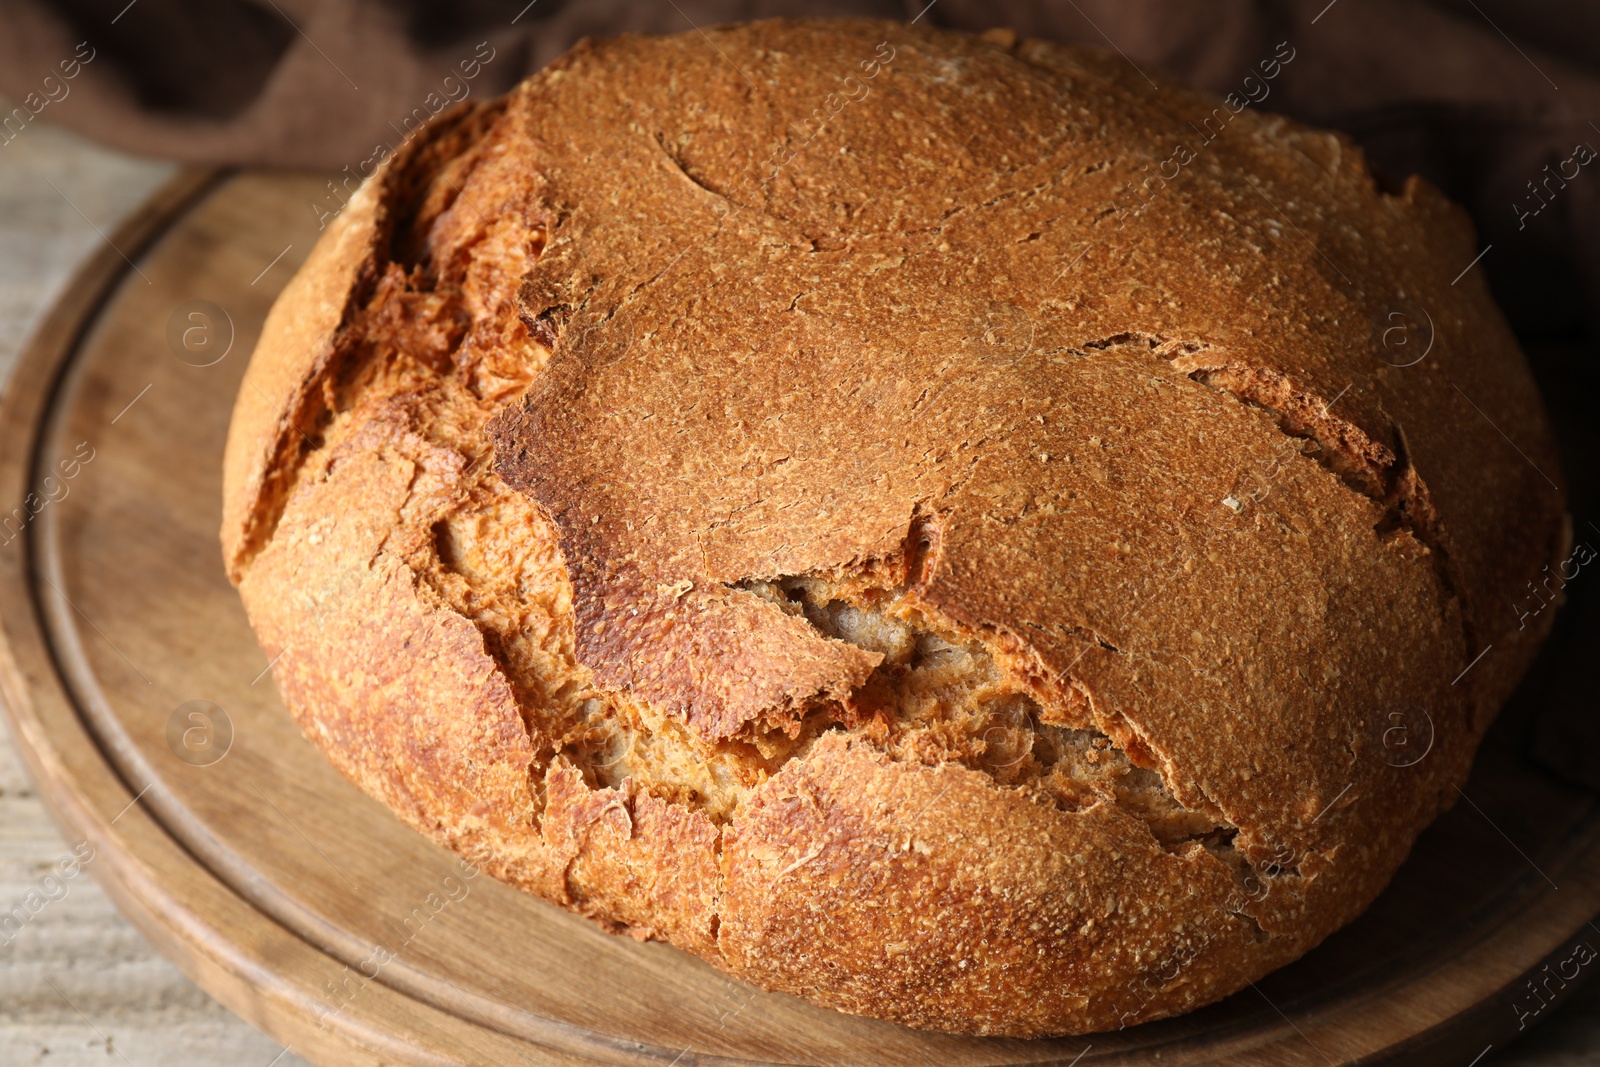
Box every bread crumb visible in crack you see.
[735,573,1240,853]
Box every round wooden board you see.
[1,168,1597,1067]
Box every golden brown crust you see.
[720,731,1271,1034]
[219,169,381,581]
[221,100,508,582]
[223,19,1566,1036]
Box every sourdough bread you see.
[221,19,1565,1036]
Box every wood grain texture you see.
[0,164,1598,1067]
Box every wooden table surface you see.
[0,111,1595,1067]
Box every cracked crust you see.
[222,20,1566,1037]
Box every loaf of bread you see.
[221,19,1566,1036]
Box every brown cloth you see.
[3,0,1594,786]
